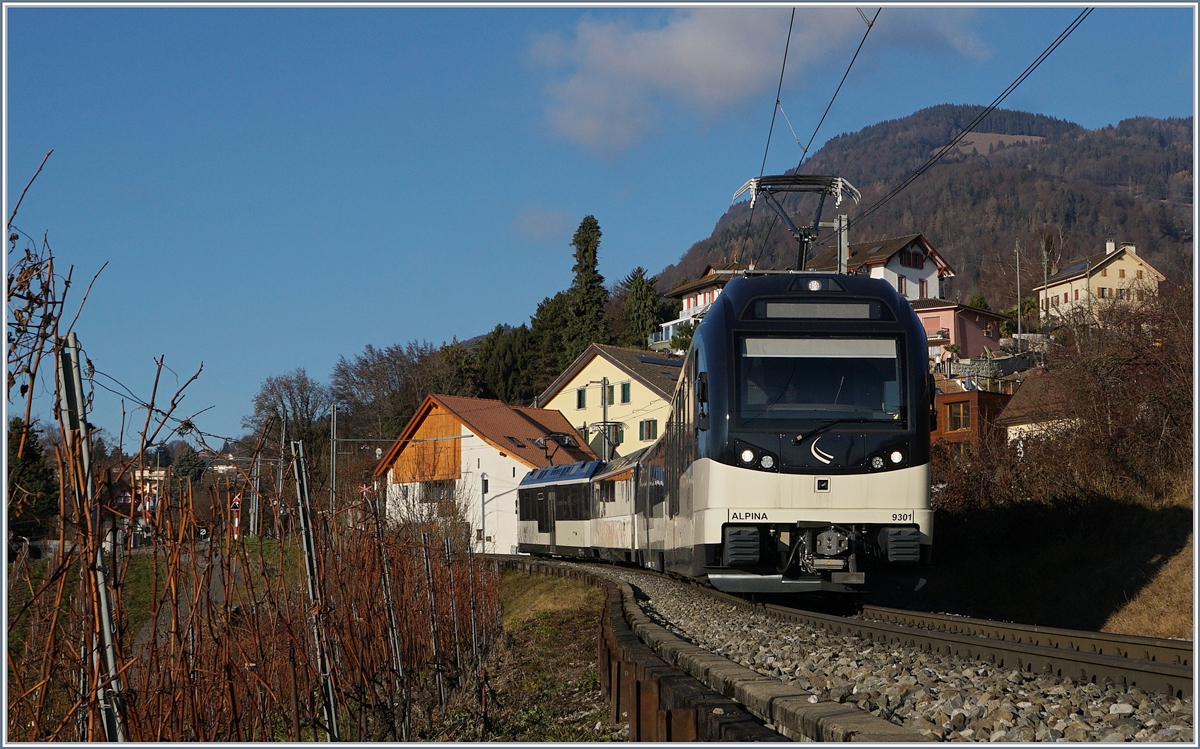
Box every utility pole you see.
[601,377,610,461]
[589,377,612,461]
[1041,235,1050,329]
[57,332,126,742]
[329,404,337,515]
[818,214,850,274]
[1015,239,1023,351]
[479,473,489,555]
[838,214,849,274]
[248,455,260,537]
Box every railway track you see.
[686,581,1194,700]
[509,556,1193,740]
[861,605,1191,671]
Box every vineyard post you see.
[466,542,479,662]
[368,485,409,740]
[421,533,445,708]
[291,440,340,741]
[444,537,463,677]
[57,331,127,742]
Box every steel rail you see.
[543,560,1194,701]
[860,605,1192,668]
[689,584,1193,700]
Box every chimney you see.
[1105,239,1116,255]
[1119,242,1136,255]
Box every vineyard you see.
[7,163,501,741]
[7,458,502,741]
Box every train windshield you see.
[736,336,905,427]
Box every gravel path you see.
[588,565,1193,743]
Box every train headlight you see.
[759,454,775,470]
[740,448,757,465]
[870,455,885,470]
[889,450,904,465]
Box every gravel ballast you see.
[589,565,1193,742]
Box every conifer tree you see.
[7,418,60,536]
[173,443,206,487]
[562,216,611,367]
[618,267,661,349]
[530,291,572,395]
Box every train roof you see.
[714,272,907,315]
[592,447,649,482]
[721,271,896,298]
[519,459,605,488]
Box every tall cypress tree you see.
[562,215,611,367]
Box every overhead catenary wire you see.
[813,7,1094,249]
[797,7,881,170]
[742,8,797,268]
[746,7,881,262]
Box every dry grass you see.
[500,571,603,631]
[430,570,624,742]
[1101,481,1194,639]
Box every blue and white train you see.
[517,271,934,593]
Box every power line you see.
[746,7,881,265]
[798,7,881,170]
[743,8,797,268]
[817,7,1094,248]
[758,7,797,180]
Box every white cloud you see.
[515,204,576,244]
[532,8,989,154]
[873,9,990,61]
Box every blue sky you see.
[5,4,1195,447]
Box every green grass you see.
[120,554,165,650]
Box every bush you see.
[932,284,1192,510]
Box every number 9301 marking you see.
[891,512,914,522]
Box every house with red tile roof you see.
[807,233,955,302]
[650,262,749,352]
[374,394,595,555]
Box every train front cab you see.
[664,273,935,594]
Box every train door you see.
[537,489,556,552]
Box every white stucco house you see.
[807,233,956,301]
[373,394,595,555]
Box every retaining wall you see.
[501,558,931,742]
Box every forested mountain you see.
[658,105,1193,306]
